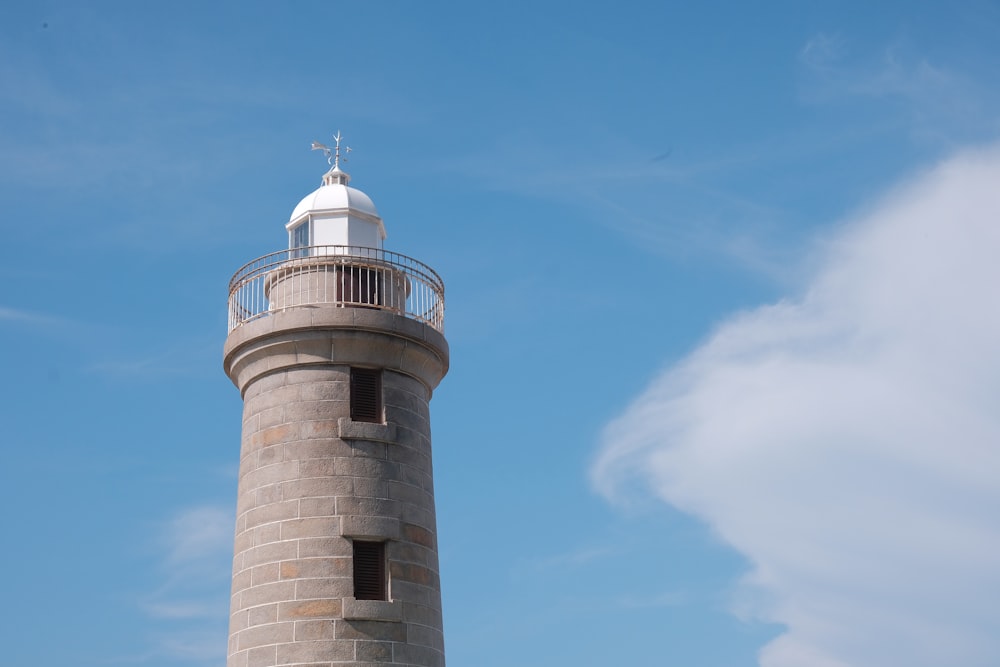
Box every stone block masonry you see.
[224,306,449,667]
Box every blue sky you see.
[3,2,1000,666]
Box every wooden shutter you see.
[353,540,387,600]
[350,367,382,423]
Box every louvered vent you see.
[350,367,382,423]
[353,540,387,600]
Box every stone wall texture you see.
[223,307,449,667]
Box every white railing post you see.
[227,245,444,334]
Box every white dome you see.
[289,183,379,224]
[286,164,387,246]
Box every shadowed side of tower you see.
[222,139,449,667]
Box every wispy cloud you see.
[799,33,849,71]
[0,305,39,322]
[439,140,805,282]
[87,357,199,380]
[592,145,1000,666]
[87,337,220,380]
[611,590,685,610]
[516,545,619,573]
[162,505,233,568]
[797,34,999,144]
[142,600,223,620]
[139,505,232,664]
[0,305,69,327]
[156,634,228,663]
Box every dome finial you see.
[311,131,352,185]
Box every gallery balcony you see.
[227,245,445,334]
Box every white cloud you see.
[797,35,999,145]
[800,33,849,71]
[141,601,220,620]
[165,505,232,564]
[0,306,35,321]
[592,145,1000,667]
[155,504,233,581]
[0,305,62,325]
[139,505,233,665]
[511,542,613,574]
[87,338,220,380]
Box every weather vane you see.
[311,131,352,169]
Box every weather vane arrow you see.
[311,131,352,169]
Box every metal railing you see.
[227,246,445,333]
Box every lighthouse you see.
[222,135,450,667]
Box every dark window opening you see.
[353,540,387,600]
[350,367,382,423]
[334,266,384,306]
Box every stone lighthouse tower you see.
[222,135,449,667]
